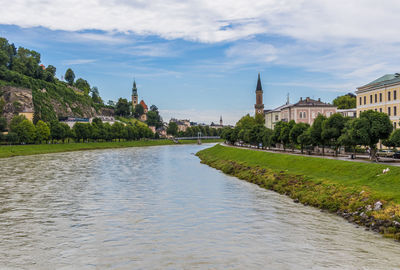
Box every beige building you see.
[265,97,336,128]
[356,73,400,129]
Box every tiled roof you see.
[139,100,148,110]
[358,73,400,90]
[293,97,334,107]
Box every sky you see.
[1,0,400,125]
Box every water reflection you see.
[1,144,400,269]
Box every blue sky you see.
[1,0,400,125]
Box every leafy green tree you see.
[321,113,347,156]
[351,110,393,160]
[388,129,400,147]
[262,128,274,149]
[75,78,91,95]
[12,47,41,78]
[35,120,50,143]
[310,114,328,155]
[167,122,178,136]
[91,86,102,104]
[9,114,27,132]
[50,121,65,142]
[65,68,75,85]
[0,116,6,131]
[15,119,36,144]
[146,109,163,128]
[290,122,309,150]
[111,122,126,141]
[133,104,145,118]
[116,98,130,117]
[333,94,356,109]
[0,97,5,114]
[280,120,295,150]
[46,65,56,76]
[338,119,359,157]
[73,123,90,142]
[248,124,266,147]
[298,128,313,154]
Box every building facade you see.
[356,73,400,129]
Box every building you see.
[170,118,190,132]
[356,73,400,129]
[210,116,224,129]
[337,108,356,118]
[139,100,148,121]
[255,73,264,115]
[19,108,34,122]
[256,73,337,127]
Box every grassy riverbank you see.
[0,139,222,158]
[197,144,400,240]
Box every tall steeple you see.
[220,115,223,126]
[132,79,138,108]
[254,73,264,115]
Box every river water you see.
[1,144,400,269]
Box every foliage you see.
[146,105,163,128]
[115,98,130,117]
[9,114,27,132]
[133,103,144,118]
[0,116,6,131]
[65,68,75,85]
[321,113,347,155]
[35,120,50,143]
[388,129,400,147]
[333,94,356,109]
[75,78,91,95]
[167,121,178,136]
[14,119,36,143]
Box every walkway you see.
[221,143,400,167]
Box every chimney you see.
[306,97,310,102]
[300,97,303,101]
[318,98,321,102]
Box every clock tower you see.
[255,73,264,115]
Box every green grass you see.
[198,144,400,204]
[0,139,223,158]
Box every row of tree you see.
[0,115,155,144]
[221,110,396,160]
[166,122,223,137]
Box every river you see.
[1,144,400,269]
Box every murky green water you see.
[1,144,400,269]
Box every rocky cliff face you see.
[0,85,114,124]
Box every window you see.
[380,108,382,112]
[375,94,377,103]
[303,112,306,118]
[359,97,362,105]
[388,107,391,116]
[375,109,377,111]
[275,115,279,121]
[364,96,366,104]
[395,106,397,116]
[388,91,391,101]
[395,90,397,100]
[380,93,382,102]
[370,95,373,103]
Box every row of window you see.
[359,106,398,116]
[359,90,398,105]
[298,111,333,119]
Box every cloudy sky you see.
[1,0,400,124]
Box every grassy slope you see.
[198,144,400,203]
[0,139,222,158]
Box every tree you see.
[388,129,400,147]
[0,117,6,132]
[321,113,347,156]
[290,122,309,150]
[115,98,130,117]
[91,86,102,104]
[133,104,144,118]
[12,47,41,78]
[14,119,36,144]
[262,128,274,149]
[255,113,265,125]
[146,108,163,128]
[333,94,356,109]
[298,128,313,154]
[248,124,266,147]
[75,78,91,95]
[352,110,393,160]
[111,122,126,141]
[338,119,359,157]
[9,114,27,132]
[73,123,90,142]
[310,114,327,155]
[65,68,75,85]
[46,65,56,76]
[167,122,178,136]
[35,120,50,143]
[280,120,295,151]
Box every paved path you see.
[221,143,400,167]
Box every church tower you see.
[255,73,264,115]
[220,115,223,126]
[132,80,138,109]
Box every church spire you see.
[256,73,262,92]
[132,79,138,96]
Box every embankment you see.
[196,144,400,240]
[0,139,222,158]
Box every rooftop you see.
[358,73,400,90]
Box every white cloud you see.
[2,0,400,44]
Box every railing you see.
[174,136,220,140]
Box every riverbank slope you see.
[0,139,222,158]
[197,144,400,240]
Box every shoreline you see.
[0,139,222,159]
[196,144,400,241]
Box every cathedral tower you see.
[132,80,138,108]
[255,73,264,115]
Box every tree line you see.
[221,110,397,160]
[0,115,155,144]
[166,122,223,137]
